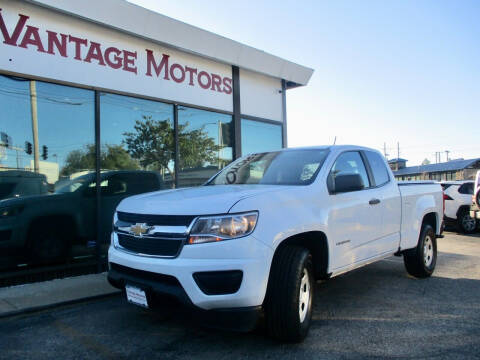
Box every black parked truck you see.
[0,170,163,265]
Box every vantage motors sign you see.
[0,1,233,111]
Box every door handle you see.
[369,198,381,205]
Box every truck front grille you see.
[117,233,185,257]
[117,212,196,227]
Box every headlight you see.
[0,206,24,218]
[187,211,258,245]
[111,212,119,246]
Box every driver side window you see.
[328,151,370,190]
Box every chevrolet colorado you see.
[108,145,443,342]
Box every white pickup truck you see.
[108,145,443,342]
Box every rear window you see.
[458,182,474,195]
[364,151,390,186]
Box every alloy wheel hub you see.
[299,268,310,323]
[423,235,434,267]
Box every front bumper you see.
[107,232,273,311]
[107,263,261,331]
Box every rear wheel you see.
[403,224,437,278]
[264,245,314,343]
[457,208,476,234]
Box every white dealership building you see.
[0,0,313,273]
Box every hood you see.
[0,192,67,206]
[116,185,290,215]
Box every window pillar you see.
[281,79,287,148]
[232,66,241,159]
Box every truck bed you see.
[398,181,443,250]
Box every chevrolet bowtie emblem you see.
[129,223,151,237]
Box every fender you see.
[400,192,439,250]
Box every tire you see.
[457,208,476,234]
[403,224,437,278]
[28,223,69,264]
[264,245,314,342]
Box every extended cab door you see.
[363,150,401,253]
[327,151,383,270]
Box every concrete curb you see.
[0,291,121,319]
[0,272,121,319]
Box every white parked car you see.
[108,145,443,342]
[441,181,476,233]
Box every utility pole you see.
[383,142,389,159]
[445,150,450,162]
[30,80,40,173]
[438,152,441,163]
[397,142,400,160]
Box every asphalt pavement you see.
[1,231,479,359]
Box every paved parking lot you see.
[1,231,479,360]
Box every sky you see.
[128,0,479,166]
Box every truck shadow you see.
[130,256,480,358]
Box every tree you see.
[61,144,139,176]
[421,158,431,166]
[122,115,219,180]
[101,144,140,171]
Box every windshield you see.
[55,177,90,194]
[207,149,329,186]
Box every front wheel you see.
[264,245,314,343]
[28,223,69,264]
[403,224,437,278]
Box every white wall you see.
[29,0,314,86]
[239,69,283,122]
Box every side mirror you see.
[333,174,365,193]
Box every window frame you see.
[240,117,284,157]
[177,105,235,188]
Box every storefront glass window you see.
[241,119,282,155]
[0,75,95,269]
[178,106,233,187]
[99,93,174,242]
